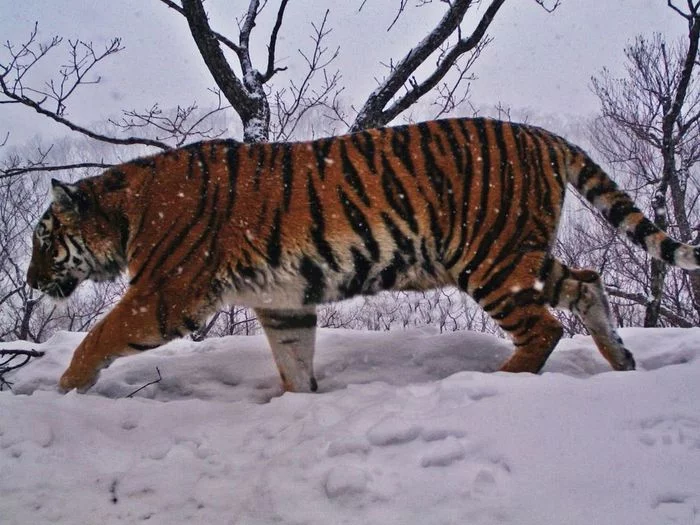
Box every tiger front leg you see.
[256,307,318,393]
[59,288,168,392]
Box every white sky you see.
[0,0,686,146]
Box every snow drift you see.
[1,327,700,524]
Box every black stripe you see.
[128,342,161,352]
[252,145,266,191]
[380,251,408,289]
[312,138,334,181]
[420,238,436,277]
[350,130,376,160]
[444,120,475,268]
[441,178,458,257]
[418,123,445,195]
[466,119,491,247]
[157,293,169,339]
[510,315,540,338]
[183,316,200,332]
[307,173,340,271]
[631,218,659,247]
[184,143,198,180]
[608,201,638,229]
[262,312,317,330]
[225,141,239,219]
[339,247,372,298]
[266,208,283,267]
[380,153,419,234]
[659,237,679,264]
[576,162,598,190]
[480,153,529,279]
[131,157,157,169]
[348,131,379,178]
[103,170,128,192]
[128,168,158,259]
[148,146,211,279]
[173,182,221,270]
[129,224,179,285]
[426,203,444,257]
[585,184,616,203]
[380,212,417,264]
[472,250,530,304]
[436,120,467,173]
[531,131,557,216]
[390,125,416,175]
[539,256,555,283]
[338,186,379,261]
[300,256,325,304]
[281,144,294,212]
[487,296,516,320]
[66,234,84,255]
[339,141,371,207]
[498,318,526,333]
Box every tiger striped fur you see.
[26,117,700,393]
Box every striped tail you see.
[571,159,700,271]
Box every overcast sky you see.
[0,0,686,147]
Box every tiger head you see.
[26,179,127,299]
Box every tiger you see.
[26,117,700,393]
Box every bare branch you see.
[260,0,290,83]
[0,25,170,150]
[387,0,409,32]
[108,89,230,147]
[352,0,506,131]
[1,161,113,179]
[159,0,243,55]
[606,287,695,327]
[0,349,45,391]
[533,0,562,13]
[125,367,162,398]
[270,9,342,141]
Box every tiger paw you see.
[58,367,99,394]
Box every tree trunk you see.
[668,167,700,319]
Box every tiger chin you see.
[27,117,700,394]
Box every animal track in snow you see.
[327,436,371,457]
[470,457,512,500]
[365,417,422,447]
[419,436,465,467]
[652,493,700,524]
[324,465,369,499]
[638,416,700,451]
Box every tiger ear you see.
[51,178,82,214]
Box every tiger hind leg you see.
[462,251,565,373]
[545,259,635,371]
[256,307,318,393]
[494,302,564,373]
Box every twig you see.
[125,366,162,398]
[0,349,45,391]
[1,161,114,179]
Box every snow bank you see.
[1,327,699,524]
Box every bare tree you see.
[587,1,700,327]
[1,0,561,343]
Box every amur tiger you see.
[26,117,700,393]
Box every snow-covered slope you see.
[1,327,699,524]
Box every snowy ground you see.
[1,326,700,525]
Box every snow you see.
[2,326,700,524]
